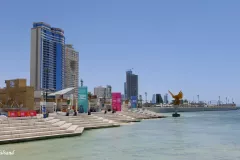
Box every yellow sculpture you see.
[168,90,183,105]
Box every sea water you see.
[1,110,240,160]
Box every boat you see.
[172,112,180,117]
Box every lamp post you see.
[44,68,49,102]
[218,96,221,106]
[80,79,83,87]
[145,92,147,103]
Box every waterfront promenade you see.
[0,109,165,145]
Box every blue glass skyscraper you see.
[30,22,65,91]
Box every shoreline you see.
[147,106,239,113]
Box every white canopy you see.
[48,87,75,96]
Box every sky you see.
[0,0,240,104]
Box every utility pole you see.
[218,96,221,106]
[103,88,106,108]
[139,95,142,107]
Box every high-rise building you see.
[152,94,156,104]
[125,70,138,100]
[152,94,163,104]
[94,86,106,98]
[64,44,79,99]
[30,22,65,91]
[156,94,163,104]
[105,85,112,98]
[164,93,168,104]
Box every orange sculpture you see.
[168,90,183,105]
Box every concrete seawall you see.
[148,107,239,113]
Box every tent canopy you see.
[48,87,75,96]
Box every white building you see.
[64,44,79,100]
[94,86,106,98]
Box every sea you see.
[1,110,240,160]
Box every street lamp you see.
[44,68,49,102]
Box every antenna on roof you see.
[80,79,83,87]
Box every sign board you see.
[8,111,37,117]
[10,81,15,87]
[80,95,86,100]
[8,111,18,117]
[19,111,28,117]
[78,87,89,113]
[112,92,121,111]
[29,111,37,116]
[42,105,46,114]
[131,96,137,108]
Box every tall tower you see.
[30,22,65,91]
[164,93,168,104]
[125,70,138,99]
[64,44,79,99]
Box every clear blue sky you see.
[0,0,240,104]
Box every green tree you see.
[88,92,92,100]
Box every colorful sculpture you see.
[168,90,183,105]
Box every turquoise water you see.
[1,110,240,160]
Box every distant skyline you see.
[0,0,240,103]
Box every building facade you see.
[152,94,163,104]
[64,44,79,99]
[152,94,156,104]
[164,93,168,104]
[105,85,112,98]
[94,86,106,98]
[156,94,163,104]
[30,22,65,91]
[0,79,34,110]
[125,70,138,100]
